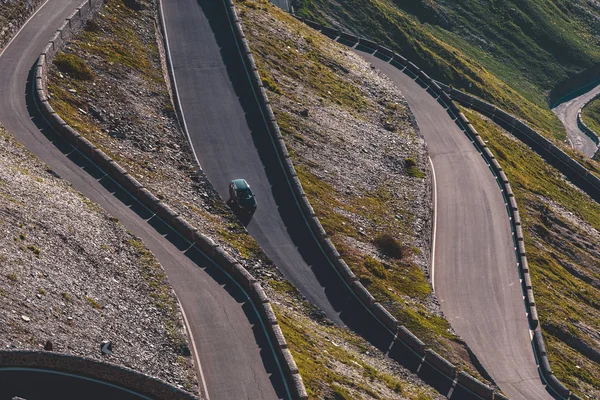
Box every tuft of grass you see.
[6,272,18,282]
[84,296,103,309]
[27,245,40,256]
[61,292,72,302]
[53,53,95,80]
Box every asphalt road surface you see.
[552,83,600,158]
[0,1,287,399]
[0,368,149,400]
[358,51,554,400]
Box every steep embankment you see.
[238,0,492,385]
[463,109,600,399]
[295,0,600,143]
[45,0,445,397]
[0,125,197,391]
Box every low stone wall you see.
[0,350,199,400]
[31,0,307,399]
[440,83,600,202]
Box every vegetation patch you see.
[53,53,95,80]
[295,0,600,142]
[239,0,482,378]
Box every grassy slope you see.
[239,0,488,382]
[295,0,600,142]
[463,108,600,398]
[582,97,600,140]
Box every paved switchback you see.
[159,0,383,330]
[552,83,600,158]
[358,52,554,400]
[0,1,286,399]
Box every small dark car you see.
[229,179,257,211]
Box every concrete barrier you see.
[457,371,494,399]
[371,302,399,332]
[339,32,358,44]
[0,351,199,400]
[423,349,456,378]
[358,37,378,52]
[376,45,394,59]
[494,392,509,400]
[320,25,340,39]
[396,326,425,356]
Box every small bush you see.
[404,158,417,168]
[407,166,425,179]
[85,19,101,33]
[6,272,18,282]
[405,157,425,178]
[85,296,103,309]
[53,53,95,80]
[62,292,71,302]
[374,233,406,259]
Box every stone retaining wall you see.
[0,350,199,399]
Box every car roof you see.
[231,179,250,190]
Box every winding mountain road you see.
[358,51,553,400]
[0,1,286,399]
[552,83,600,157]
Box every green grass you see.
[53,53,94,80]
[271,299,436,399]
[581,97,600,139]
[295,0,600,141]
[463,107,600,397]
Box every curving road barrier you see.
[287,15,584,400]
[438,83,600,203]
[0,350,199,399]
[31,0,306,398]
[577,93,600,158]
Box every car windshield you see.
[239,189,253,199]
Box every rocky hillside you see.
[45,0,446,397]
[0,124,197,391]
[238,0,491,385]
[295,0,600,144]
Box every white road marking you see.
[177,299,211,400]
[429,156,438,292]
